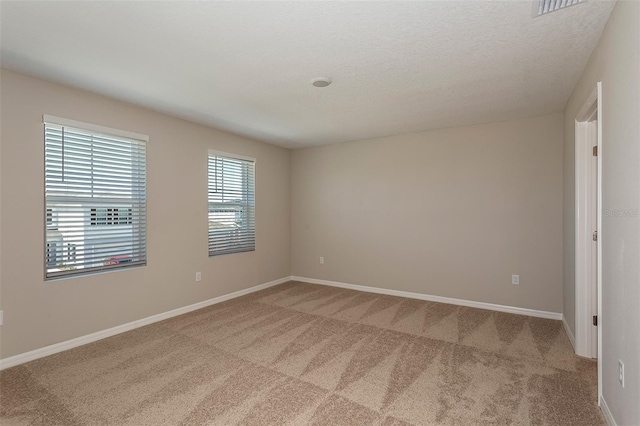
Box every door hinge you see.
[593,146,598,156]
[593,315,598,326]
[593,231,598,241]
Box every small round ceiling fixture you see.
[311,77,332,88]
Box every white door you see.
[589,119,599,359]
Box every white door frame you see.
[574,82,603,398]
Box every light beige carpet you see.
[1,281,603,425]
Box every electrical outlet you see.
[512,275,520,285]
[195,272,202,282]
[320,257,324,265]
[619,360,625,388]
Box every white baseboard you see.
[291,276,562,320]
[600,396,617,426]
[562,314,576,349]
[1,275,565,370]
[0,276,290,371]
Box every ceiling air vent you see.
[534,0,584,17]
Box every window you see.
[207,150,255,256]
[44,115,147,279]
[90,208,133,226]
[46,208,56,230]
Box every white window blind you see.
[44,117,147,279]
[535,0,582,16]
[208,151,255,256]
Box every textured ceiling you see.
[1,1,615,148]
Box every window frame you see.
[43,115,148,280]
[207,149,256,257]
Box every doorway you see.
[574,82,602,398]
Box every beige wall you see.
[292,113,564,313]
[0,70,291,359]
[0,70,3,350]
[563,1,640,423]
